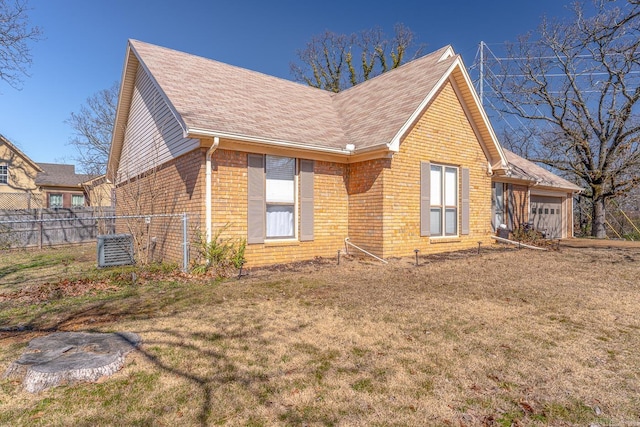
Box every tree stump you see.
[3,331,140,393]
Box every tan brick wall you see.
[382,80,494,257]
[115,148,206,263]
[0,141,40,198]
[211,149,349,267]
[345,159,389,256]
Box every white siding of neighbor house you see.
[117,64,199,183]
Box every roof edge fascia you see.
[450,60,508,168]
[189,128,393,162]
[107,40,191,181]
[0,134,43,172]
[107,43,136,181]
[532,184,583,194]
[387,58,461,153]
[438,46,455,62]
[387,56,508,169]
[494,175,583,193]
[189,128,352,156]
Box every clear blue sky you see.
[0,0,576,168]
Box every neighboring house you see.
[0,134,44,209]
[0,134,113,209]
[107,40,579,267]
[35,163,96,208]
[492,150,582,239]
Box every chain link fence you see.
[0,209,196,271]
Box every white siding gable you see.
[116,64,199,183]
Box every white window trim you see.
[430,164,459,238]
[49,193,63,208]
[264,155,298,242]
[0,163,8,185]
[71,194,85,207]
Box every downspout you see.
[205,136,220,244]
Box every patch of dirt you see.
[262,256,337,273]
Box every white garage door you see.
[530,196,563,239]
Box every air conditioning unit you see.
[97,234,134,267]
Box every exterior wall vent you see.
[97,234,134,267]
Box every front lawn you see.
[1,243,639,425]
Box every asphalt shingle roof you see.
[128,40,457,151]
[130,40,344,150]
[35,163,96,187]
[333,46,456,148]
[503,149,582,191]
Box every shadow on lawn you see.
[0,285,288,426]
[0,257,63,282]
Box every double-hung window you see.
[421,162,468,238]
[265,155,295,239]
[0,164,7,184]
[49,194,63,208]
[430,165,458,236]
[71,194,85,207]
[247,154,314,244]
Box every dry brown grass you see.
[1,242,639,426]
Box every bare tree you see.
[0,0,42,89]
[485,0,640,238]
[291,23,424,93]
[66,82,119,175]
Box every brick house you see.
[107,40,579,266]
[35,163,96,208]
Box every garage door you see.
[530,196,562,239]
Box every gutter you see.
[188,128,354,156]
[205,136,220,243]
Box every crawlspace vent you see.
[97,234,134,267]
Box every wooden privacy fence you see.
[0,208,116,249]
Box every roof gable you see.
[0,134,43,172]
[331,46,457,151]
